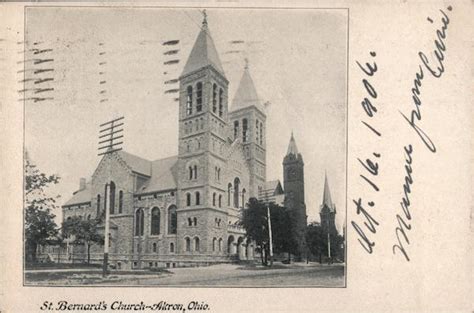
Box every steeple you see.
[181,11,225,78]
[322,173,335,212]
[231,59,265,113]
[286,132,299,156]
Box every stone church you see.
[61,16,309,270]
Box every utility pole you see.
[267,204,273,267]
[98,116,124,277]
[327,219,331,263]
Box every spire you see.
[181,11,225,78]
[286,132,299,155]
[322,173,335,212]
[231,59,265,112]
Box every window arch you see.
[118,190,123,214]
[218,194,222,208]
[152,242,157,253]
[168,205,177,234]
[109,181,115,215]
[233,121,239,140]
[196,82,203,112]
[193,217,197,226]
[87,214,91,220]
[219,88,223,117]
[186,86,193,115]
[212,238,217,252]
[194,237,200,252]
[170,242,175,253]
[189,166,193,180]
[260,122,263,145]
[242,118,248,142]
[96,194,101,217]
[194,165,198,179]
[212,83,217,113]
[241,189,246,208]
[186,193,191,206]
[185,237,191,252]
[195,192,200,205]
[233,178,240,208]
[135,208,144,236]
[151,207,160,235]
[256,119,260,142]
[213,193,216,206]
[188,218,193,226]
[218,238,223,252]
[227,183,232,206]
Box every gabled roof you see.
[230,62,265,113]
[118,150,152,177]
[181,16,225,77]
[137,156,178,194]
[63,182,91,207]
[287,132,299,156]
[321,173,336,213]
[259,180,284,202]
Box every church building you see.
[60,15,308,269]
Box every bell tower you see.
[177,12,229,254]
[283,133,307,257]
[228,59,266,199]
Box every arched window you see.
[152,242,157,253]
[170,242,175,253]
[109,181,115,215]
[67,216,72,221]
[213,193,216,206]
[194,237,200,252]
[186,193,191,206]
[217,168,221,181]
[218,194,222,208]
[188,218,193,226]
[135,208,144,236]
[189,166,193,180]
[151,207,160,235]
[200,117,204,130]
[256,119,259,142]
[218,238,223,252]
[260,122,263,145]
[87,214,91,220]
[219,88,223,117]
[194,165,198,179]
[212,238,217,252]
[96,194,101,217]
[241,189,246,208]
[242,118,248,142]
[185,237,191,252]
[168,205,177,234]
[233,178,240,208]
[186,86,193,115]
[118,190,123,214]
[227,183,232,206]
[196,82,203,112]
[233,120,239,140]
[193,217,197,226]
[212,83,217,113]
[195,192,200,205]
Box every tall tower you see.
[229,60,266,199]
[177,13,229,254]
[320,173,337,235]
[283,133,307,257]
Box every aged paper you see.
[0,1,472,312]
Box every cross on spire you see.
[202,9,207,27]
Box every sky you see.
[24,7,347,231]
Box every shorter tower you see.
[283,133,307,257]
[320,173,337,235]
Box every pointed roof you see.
[286,132,299,155]
[231,60,265,113]
[322,173,335,212]
[181,14,225,77]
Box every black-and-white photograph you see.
[23,7,347,287]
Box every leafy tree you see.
[24,158,60,263]
[242,198,297,265]
[305,222,345,263]
[62,216,104,264]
